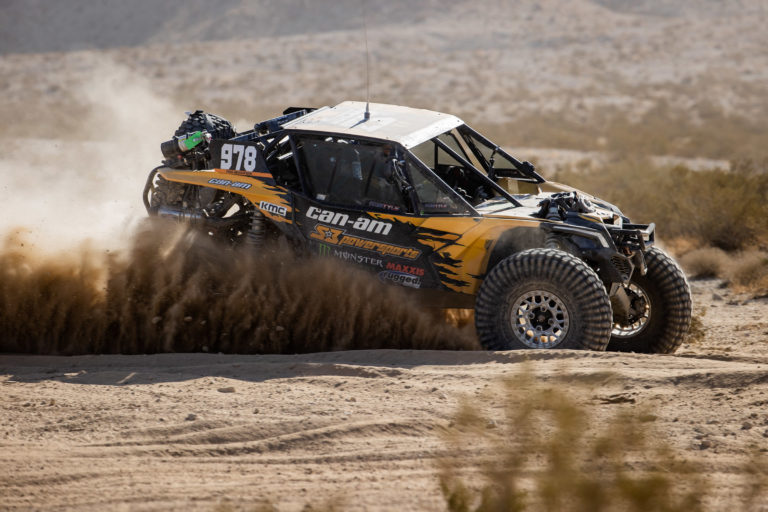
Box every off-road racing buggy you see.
[144,102,692,353]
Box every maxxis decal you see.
[385,262,425,276]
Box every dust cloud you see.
[0,220,477,354]
[0,57,179,251]
[0,58,475,355]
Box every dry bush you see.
[661,237,700,257]
[553,158,768,251]
[438,370,765,512]
[678,247,768,296]
[680,248,729,279]
[726,251,768,296]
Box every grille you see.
[610,255,633,281]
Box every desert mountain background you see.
[2,0,767,161]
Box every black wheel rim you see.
[612,283,651,338]
[510,290,570,348]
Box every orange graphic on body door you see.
[310,225,344,244]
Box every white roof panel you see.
[282,101,464,148]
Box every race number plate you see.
[210,140,268,174]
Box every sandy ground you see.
[1,278,767,511]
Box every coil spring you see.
[544,204,563,249]
[246,209,265,247]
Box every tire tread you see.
[475,249,612,351]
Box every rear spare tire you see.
[475,249,613,351]
[607,247,691,354]
[174,110,235,140]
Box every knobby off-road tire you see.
[169,110,236,169]
[149,174,185,211]
[475,249,613,351]
[608,247,692,354]
[174,110,235,140]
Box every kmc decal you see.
[259,201,287,217]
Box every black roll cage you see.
[431,135,523,207]
[284,130,480,217]
[223,118,543,215]
[460,124,546,183]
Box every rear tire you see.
[607,247,691,354]
[475,249,613,351]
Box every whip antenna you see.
[362,0,371,120]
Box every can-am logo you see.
[259,201,287,217]
[306,206,392,235]
[208,178,252,190]
[379,270,421,288]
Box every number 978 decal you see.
[210,139,267,174]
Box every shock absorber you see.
[246,209,265,247]
[544,202,563,249]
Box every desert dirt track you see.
[2,279,767,511]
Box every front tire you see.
[475,249,613,351]
[607,247,692,354]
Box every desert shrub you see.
[552,158,768,251]
[680,248,729,278]
[726,251,768,295]
[677,247,768,295]
[439,370,766,512]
